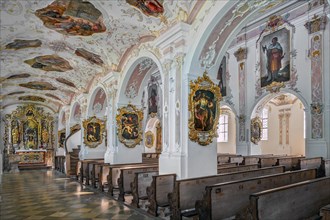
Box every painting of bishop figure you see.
[260,28,290,87]
[193,90,216,132]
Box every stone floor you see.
[0,170,160,220]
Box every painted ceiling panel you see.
[1,0,201,111]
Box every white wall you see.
[259,100,305,155]
[217,110,236,154]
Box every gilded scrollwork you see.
[82,116,105,148]
[188,71,222,146]
[250,116,262,145]
[116,104,143,148]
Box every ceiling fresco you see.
[0,0,203,111]
[19,81,57,91]
[18,95,46,102]
[6,73,31,80]
[24,55,73,72]
[5,39,42,50]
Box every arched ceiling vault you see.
[1,0,203,112]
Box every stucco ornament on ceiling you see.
[18,96,46,102]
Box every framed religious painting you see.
[188,71,222,146]
[83,116,105,148]
[250,117,262,144]
[58,129,66,148]
[116,104,143,148]
[144,131,154,148]
[258,16,292,89]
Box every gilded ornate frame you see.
[116,104,143,148]
[251,117,262,144]
[82,116,105,148]
[145,131,154,148]
[188,71,222,146]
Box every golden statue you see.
[42,128,49,144]
[12,126,19,144]
[27,134,35,149]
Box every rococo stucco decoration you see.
[250,116,262,144]
[116,104,144,148]
[83,116,105,148]
[188,71,222,146]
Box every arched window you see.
[261,107,268,140]
[217,114,228,142]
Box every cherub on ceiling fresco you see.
[24,55,73,72]
[75,48,104,66]
[19,81,57,91]
[35,0,106,36]
[5,39,42,50]
[126,0,164,18]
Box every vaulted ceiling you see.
[1,0,202,112]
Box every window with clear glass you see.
[217,114,228,142]
[261,108,268,140]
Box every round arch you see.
[86,85,108,117]
[116,50,164,106]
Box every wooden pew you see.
[168,166,285,220]
[229,156,244,164]
[147,174,176,217]
[76,160,81,181]
[91,161,107,188]
[118,165,158,201]
[276,156,304,171]
[217,154,240,165]
[298,157,324,177]
[259,155,288,168]
[79,159,95,184]
[131,171,159,208]
[142,153,160,164]
[98,163,110,191]
[85,160,103,185]
[106,162,158,196]
[217,162,238,169]
[320,204,330,220]
[195,169,317,220]
[217,164,259,174]
[242,154,273,165]
[250,177,330,220]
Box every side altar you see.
[3,105,55,171]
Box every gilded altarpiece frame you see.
[5,105,54,151]
[116,104,143,148]
[188,72,222,146]
[250,117,262,145]
[83,117,105,148]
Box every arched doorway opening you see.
[251,92,306,156]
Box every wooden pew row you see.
[91,161,108,188]
[107,162,158,196]
[168,166,285,220]
[196,169,317,220]
[276,156,304,171]
[259,155,297,168]
[85,160,104,185]
[147,174,176,217]
[117,166,158,201]
[298,157,324,177]
[242,154,274,165]
[229,156,244,164]
[79,159,100,184]
[320,204,330,220]
[217,164,259,174]
[131,171,159,208]
[217,154,241,165]
[250,177,330,220]
[142,153,160,164]
[217,163,238,169]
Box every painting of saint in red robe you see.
[260,28,290,87]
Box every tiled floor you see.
[0,170,159,220]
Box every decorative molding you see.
[304,14,327,34]
[234,47,247,62]
[265,81,286,93]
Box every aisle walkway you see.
[0,170,157,220]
